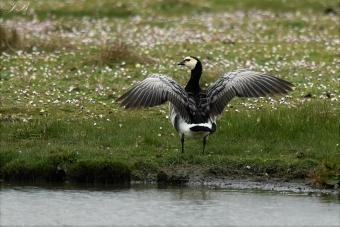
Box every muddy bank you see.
[2,161,339,194]
[132,164,340,194]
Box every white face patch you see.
[183,56,197,70]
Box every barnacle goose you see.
[117,56,294,154]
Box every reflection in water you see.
[0,182,339,227]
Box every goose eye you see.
[185,59,190,62]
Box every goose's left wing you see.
[117,73,191,122]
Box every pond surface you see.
[0,182,339,227]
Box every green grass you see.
[0,102,338,182]
[0,0,339,185]
[1,0,338,19]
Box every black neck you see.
[185,63,202,93]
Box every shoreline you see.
[3,163,338,194]
[130,164,340,194]
[1,177,339,195]
[0,156,340,194]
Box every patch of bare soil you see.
[131,164,340,194]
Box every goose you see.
[117,56,294,154]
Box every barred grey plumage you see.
[206,69,294,119]
[117,56,294,154]
[118,74,192,123]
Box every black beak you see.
[177,60,185,66]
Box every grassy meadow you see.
[0,0,339,187]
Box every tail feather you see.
[190,126,213,132]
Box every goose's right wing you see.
[206,69,295,118]
[117,74,191,122]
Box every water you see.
[0,182,339,227]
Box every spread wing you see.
[116,73,191,122]
[206,69,295,118]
